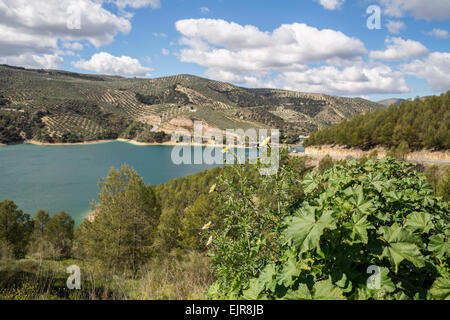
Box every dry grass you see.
[0,251,214,300]
[133,251,214,300]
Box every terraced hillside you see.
[0,64,382,144]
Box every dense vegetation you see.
[304,91,450,152]
[120,121,169,143]
[0,166,219,299]
[1,145,449,300]
[0,110,45,144]
[135,87,190,105]
[207,157,449,299]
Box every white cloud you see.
[0,24,58,56]
[369,37,429,61]
[0,0,155,69]
[62,42,84,51]
[0,0,131,49]
[153,32,168,37]
[401,52,450,92]
[112,0,160,9]
[174,19,414,95]
[176,19,366,73]
[200,7,210,13]
[316,0,345,10]
[377,0,450,20]
[386,20,405,34]
[73,52,152,77]
[0,53,64,69]
[161,48,170,56]
[282,63,410,95]
[426,28,449,39]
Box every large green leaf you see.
[283,284,312,300]
[242,279,263,300]
[276,257,301,287]
[369,172,385,193]
[381,225,425,272]
[330,270,352,293]
[378,267,396,293]
[428,234,450,259]
[258,263,277,292]
[405,212,434,234]
[385,191,403,203]
[285,207,337,253]
[430,277,450,300]
[349,186,374,214]
[302,173,320,195]
[344,213,374,244]
[313,278,346,300]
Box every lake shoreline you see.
[0,139,280,149]
[0,139,230,148]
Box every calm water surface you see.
[0,141,223,225]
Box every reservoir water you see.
[0,141,224,225]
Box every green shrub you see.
[209,157,449,300]
[206,147,308,299]
[318,155,334,174]
[437,168,450,202]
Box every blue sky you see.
[1,0,449,101]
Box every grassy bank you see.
[0,251,213,300]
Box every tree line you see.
[304,91,450,152]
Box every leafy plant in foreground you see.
[206,147,308,299]
[210,157,450,300]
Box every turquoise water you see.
[0,141,224,225]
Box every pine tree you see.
[45,211,74,259]
[0,200,32,258]
[76,165,161,276]
[29,209,51,261]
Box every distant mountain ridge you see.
[0,64,382,145]
[377,98,405,107]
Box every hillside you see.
[377,98,405,107]
[304,91,450,152]
[0,64,381,145]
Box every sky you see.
[0,0,449,101]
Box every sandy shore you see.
[117,138,249,148]
[116,138,177,146]
[1,138,250,148]
[23,139,116,146]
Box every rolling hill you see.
[0,64,382,145]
